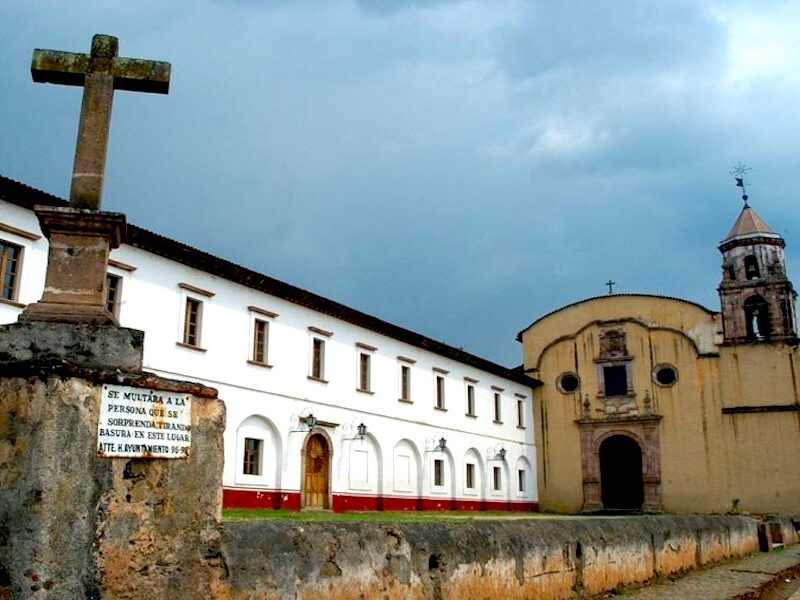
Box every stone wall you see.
[221,515,762,600]
[0,367,226,599]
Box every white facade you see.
[0,186,538,511]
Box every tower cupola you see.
[718,204,797,343]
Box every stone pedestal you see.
[18,206,125,325]
[0,323,227,598]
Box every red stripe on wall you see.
[223,487,538,513]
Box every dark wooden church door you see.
[600,434,644,510]
[303,433,330,509]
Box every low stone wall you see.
[221,515,762,599]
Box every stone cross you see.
[19,35,169,325]
[31,34,170,210]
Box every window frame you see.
[556,372,581,394]
[433,458,444,487]
[242,437,263,476]
[252,318,269,365]
[652,363,678,387]
[182,296,203,348]
[516,396,525,428]
[399,364,412,402]
[105,272,122,318]
[357,351,372,393]
[310,337,326,381]
[465,462,475,490]
[493,391,502,424]
[176,283,213,352]
[247,306,277,368]
[465,383,476,417]
[492,465,502,491]
[0,239,23,304]
[434,374,446,410]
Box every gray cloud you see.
[1,0,799,364]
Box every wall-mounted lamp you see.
[497,447,506,461]
[343,421,368,441]
[304,413,317,430]
[438,437,447,451]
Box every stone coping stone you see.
[0,321,143,372]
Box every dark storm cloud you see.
[1,0,799,364]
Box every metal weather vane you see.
[730,162,752,208]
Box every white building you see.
[0,175,538,512]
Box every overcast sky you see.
[2,1,799,365]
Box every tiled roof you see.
[0,174,539,388]
[722,206,781,243]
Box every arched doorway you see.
[599,435,644,511]
[302,433,330,509]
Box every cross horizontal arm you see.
[31,50,90,86]
[31,49,170,94]
[112,57,170,94]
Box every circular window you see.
[652,364,678,387]
[557,372,580,394]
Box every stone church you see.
[519,202,800,514]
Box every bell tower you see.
[718,201,798,344]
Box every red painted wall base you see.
[223,487,538,513]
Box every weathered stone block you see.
[0,322,144,372]
[0,372,225,599]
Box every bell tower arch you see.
[718,203,797,344]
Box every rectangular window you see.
[0,241,22,301]
[105,273,122,317]
[243,437,262,476]
[358,352,371,392]
[466,384,475,416]
[493,466,501,491]
[311,337,325,379]
[434,458,444,487]
[466,463,475,489]
[435,375,445,409]
[252,318,269,364]
[603,365,628,396]
[183,297,202,347]
[517,398,525,428]
[400,364,411,401]
[493,392,502,423]
[518,469,525,492]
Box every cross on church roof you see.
[606,280,616,295]
[31,34,171,210]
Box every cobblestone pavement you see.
[626,546,800,599]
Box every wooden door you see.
[600,435,644,511]
[303,434,330,509]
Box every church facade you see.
[519,203,800,514]
[0,176,538,512]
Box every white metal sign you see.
[98,384,192,458]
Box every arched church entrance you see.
[302,433,331,509]
[599,435,644,511]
